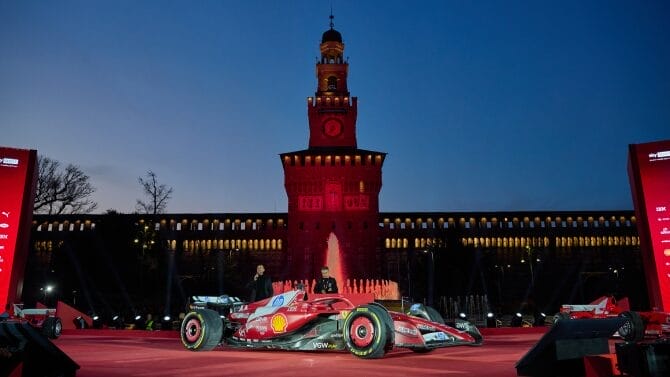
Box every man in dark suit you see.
[248,264,273,301]
[314,266,338,294]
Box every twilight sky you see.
[2,0,669,214]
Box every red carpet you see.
[50,328,550,377]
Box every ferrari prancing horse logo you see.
[271,313,288,333]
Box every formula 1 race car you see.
[555,296,670,342]
[10,304,62,339]
[180,289,482,359]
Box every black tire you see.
[344,304,391,359]
[366,303,395,351]
[180,309,223,351]
[619,311,644,342]
[42,317,62,339]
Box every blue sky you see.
[2,0,669,214]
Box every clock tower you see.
[280,16,386,282]
[308,16,357,149]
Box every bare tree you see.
[136,170,173,215]
[34,156,98,214]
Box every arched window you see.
[327,76,337,90]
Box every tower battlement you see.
[307,96,357,108]
[281,152,385,168]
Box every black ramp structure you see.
[0,320,79,377]
[515,317,625,377]
[616,339,670,377]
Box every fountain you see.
[324,232,345,290]
[273,231,400,300]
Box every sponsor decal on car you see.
[423,332,450,342]
[455,322,469,330]
[272,295,285,307]
[313,341,338,349]
[253,316,269,324]
[271,313,288,333]
[416,324,436,332]
[253,325,268,335]
[396,326,419,336]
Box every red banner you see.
[628,140,670,311]
[0,147,37,311]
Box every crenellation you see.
[307,96,355,108]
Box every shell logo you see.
[271,313,288,333]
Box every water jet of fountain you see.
[324,232,346,292]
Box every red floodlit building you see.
[280,19,386,283]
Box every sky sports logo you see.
[648,150,670,162]
[0,157,19,168]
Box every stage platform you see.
[47,328,553,377]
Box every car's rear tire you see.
[181,309,223,351]
[618,311,644,342]
[344,304,391,359]
[42,317,62,339]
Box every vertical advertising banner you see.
[0,147,37,311]
[628,140,670,311]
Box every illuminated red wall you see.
[0,147,37,311]
[628,140,670,311]
[281,152,384,280]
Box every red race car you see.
[555,296,670,341]
[9,303,62,339]
[180,289,482,359]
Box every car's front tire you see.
[343,305,391,359]
[180,309,223,351]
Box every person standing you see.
[248,264,273,302]
[314,266,338,294]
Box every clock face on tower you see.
[323,119,342,137]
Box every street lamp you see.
[523,246,536,284]
[424,247,435,306]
